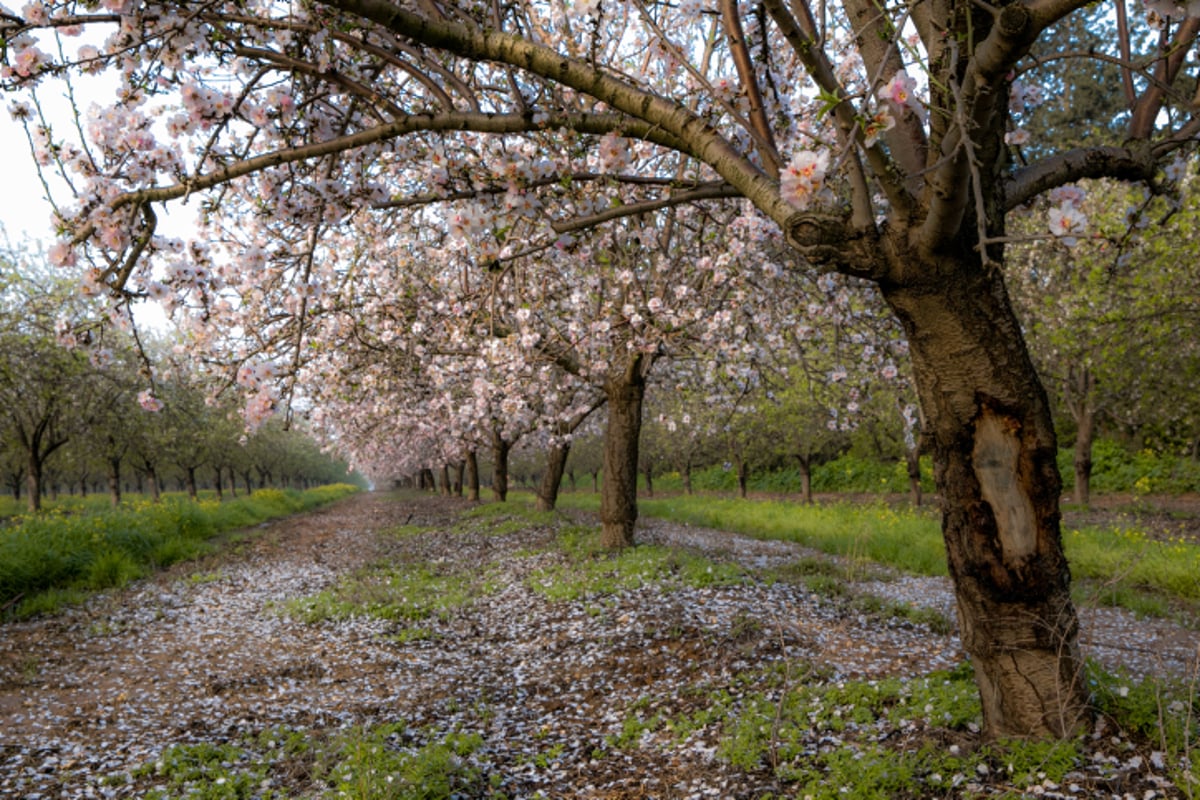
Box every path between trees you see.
[1,491,1196,798]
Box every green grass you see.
[554,493,1200,616]
[0,484,360,619]
[528,521,746,601]
[137,722,497,799]
[285,561,479,625]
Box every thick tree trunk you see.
[536,441,570,512]
[466,450,480,501]
[454,460,465,496]
[883,269,1088,739]
[600,359,644,548]
[797,454,813,504]
[491,435,510,502]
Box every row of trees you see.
[4,0,1198,739]
[0,247,358,512]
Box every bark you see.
[736,459,748,499]
[440,463,452,496]
[883,266,1088,739]
[185,467,198,500]
[600,358,645,548]
[642,464,654,498]
[536,441,570,511]
[682,461,693,495]
[491,433,510,502]
[797,454,814,505]
[147,466,161,502]
[228,467,238,498]
[905,446,923,507]
[107,457,121,507]
[1067,366,1096,508]
[454,460,465,496]
[25,454,42,513]
[466,450,481,501]
[213,467,224,501]
[591,470,599,493]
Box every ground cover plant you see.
[552,490,1200,625]
[10,493,1190,799]
[0,483,360,619]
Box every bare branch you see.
[550,184,743,233]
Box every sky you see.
[0,109,59,246]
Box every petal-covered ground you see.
[1,491,1196,799]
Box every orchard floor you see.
[0,491,1197,799]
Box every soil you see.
[1,491,1197,799]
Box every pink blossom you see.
[780,150,830,210]
[1048,205,1088,247]
[137,390,164,412]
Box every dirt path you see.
[1,492,1196,799]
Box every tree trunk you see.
[227,467,238,498]
[642,464,654,498]
[600,358,645,548]
[536,441,571,511]
[213,467,224,501]
[454,460,465,496]
[108,457,121,507]
[147,466,161,502]
[1068,367,1096,508]
[491,434,510,502]
[591,470,599,493]
[185,467,198,500]
[905,446,923,507]
[883,268,1087,739]
[736,459,748,499]
[440,463,452,496]
[682,461,693,495]
[25,453,42,513]
[466,450,480,501]
[797,454,813,505]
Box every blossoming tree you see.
[4,0,1199,738]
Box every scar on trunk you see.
[973,409,1036,565]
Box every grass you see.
[137,722,499,799]
[552,491,1200,620]
[0,484,360,619]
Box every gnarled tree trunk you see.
[600,355,645,548]
[883,265,1088,739]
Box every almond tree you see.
[6,0,1200,738]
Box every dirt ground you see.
[1,491,1197,799]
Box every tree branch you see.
[550,183,743,233]
[1005,144,1158,210]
